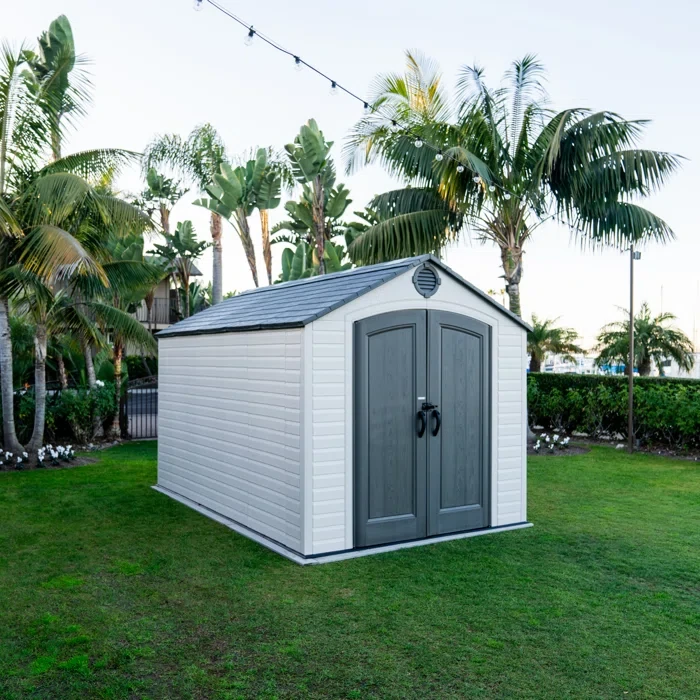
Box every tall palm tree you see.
[527,315,583,372]
[595,303,694,376]
[144,124,227,303]
[346,52,682,316]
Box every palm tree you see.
[144,124,227,303]
[527,315,583,372]
[137,167,187,234]
[150,221,209,318]
[346,52,682,316]
[595,303,694,376]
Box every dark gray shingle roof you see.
[157,255,530,339]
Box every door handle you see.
[431,409,442,436]
[416,410,427,438]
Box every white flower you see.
[545,435,550,443]
[5,451,11,459]
[16,457,22,464]
[22,451,28,458]
[552,434,559,442]
[95,379,105,387]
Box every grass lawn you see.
[1,443,699,699]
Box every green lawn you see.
[1,443,699,699]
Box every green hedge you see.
[5,383,117,446]
[527,373,700,450]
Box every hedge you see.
[527,373,700,450]
[5,382,118,446]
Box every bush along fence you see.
[528,373,700,451]
[2,381,118,447]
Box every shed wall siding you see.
[157,329,304,553]
[307,272,527,554]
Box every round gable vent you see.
[413,264,440,297]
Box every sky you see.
[6,0,700,348]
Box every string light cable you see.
[193,0,520,201]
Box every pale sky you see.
[7,0,700,348]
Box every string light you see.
[195,0,522,201]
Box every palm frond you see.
[19,224,106,283]
[89,300,157,353]
[40,148,139,180]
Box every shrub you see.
[528,373,700,450]
[125,355,157,380]
[1,382,118,447]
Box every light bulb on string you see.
[473,176,481,184]
[363,102,371,114]
[488,185,496,193]
[329,81,338,96]
[244,27,255,46]
[390,120,399,133]
[294,56,303,71]
[414,138,423,148]
[504,193,512,200]
[193,0,203,10]
[456,164,465,173]
[434,152,444,162]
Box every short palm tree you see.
[595,303,694,376]
[144,124,227,303]
[527,315,583,372]
[346,52,682,316]
[150,220,209,318]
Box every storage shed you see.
[155,255,532,564]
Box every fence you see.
[122,376,158,438]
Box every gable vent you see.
[413,264,440,297]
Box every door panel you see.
[354,311,427,547]
[428,311,490,535]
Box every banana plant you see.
[194,149,268,287]
[284,120,345,275]
[255,166,282,285]
[278,239,352,283]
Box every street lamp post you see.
[628,245,641,453]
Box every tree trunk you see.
[260,209,272,285]
[529,352,541,373]
[211,212,223,305]
[159,204,170,234]
[82,339,96,388]
[0,296,22,453]
[182,264,191,318]
[27,323,47,452]
[235,210,259,288]
[144,290,154,333]
[639,357,652,376]
[312,175,326,275]
[500,245,524,317]
[108,340,123,439]
[57,352,69,389]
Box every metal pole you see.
[628,245,635,453]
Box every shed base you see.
[153,485,533,565]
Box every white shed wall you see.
[157,329,305,553]
[306,271,528,555]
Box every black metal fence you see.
[122,376,158,438]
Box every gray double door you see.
[354,310,490,548]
